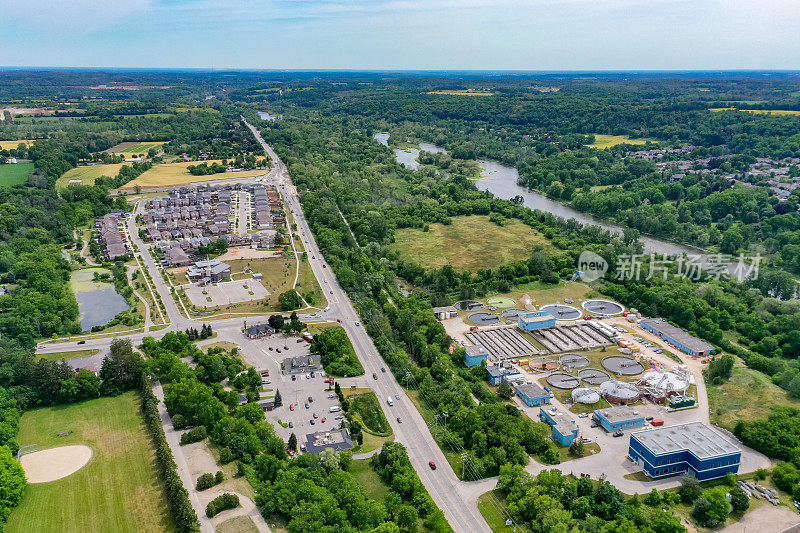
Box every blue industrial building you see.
[514,382,550,406]
[518,311,556,331]
[640,318,715,358]
[464,345,490,367]
[486,365,520,386]
[629,422,741,481]
[593,405,646,432]
[540,407,579,446]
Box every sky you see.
[2,0,799,70]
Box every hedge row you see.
[206,493,240,517]
[180,426,207,445]
[139,374,200,533]
[196,471,224,491]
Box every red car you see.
[337,319,342,323]
[428,461,436,470]
[582,316,593,320]
[321,417,326,423]
[289,404,294,411]
[286,449,295,457]
[261,370,269,377]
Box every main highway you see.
[37,119,492,532]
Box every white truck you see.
[387,396,394,407]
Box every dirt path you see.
[720,504,799,533]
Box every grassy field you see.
[107,141,166,154]
[56,163,125,189]
[586,134,653,149]
[6,392,174,533]
[707,365,800,430]
[710,108,800,116]
[0,163,34,186]
[427,89,496,96]
[391,215,551,271]
[349,459,391,502]
[478,490,529,533]
[215,516,258,533]
[0,139,35,150]
[346,391,392,436]
[122,160,266,188]
[38,348,100,361]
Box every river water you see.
[373,132,706,258]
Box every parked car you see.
[397,417,402,423]
[590,422,598,428]
[288,421,293,428]
[578,413,588,418]
[646,416,654,421]
[304,403,309,409]
[308,396,313,403]
[291,375,296,381]
[310,419,315,425]
[313,413,318,419]
[290,404,294,411]
[428,461,437,470]
[613,431,623,438]
[321,417,326,423]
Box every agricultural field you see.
[586,134,653,149]
[0,163,34,186]
[391,215,551,271]
[710,108,800,115]
[427,89,496,96]
[56,163,125,189]
[106,141,166,154]
[122,160,266,188]
[707,365,800,430]
[6,392,174,533]
[0,139,35,150]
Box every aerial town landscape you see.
[1,2,800,533]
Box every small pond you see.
[70,268,129,331]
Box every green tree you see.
[0,445,26,523]
[274,389,282,407]
[288,433,297,451]
[729,486,749,513]
[497,380,514,400]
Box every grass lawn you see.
[345,391,392,436]
[586,134,653,149]
[215,515,258,533]
[122,160,266,189]
[203,340,239,353]
[556,442,602,462]
[707,365,800,430]
[108,141,166,154]
[0,163,34,186]
[56,163,124,189]
[38,348,100,361]
[6,392,174,533]
[391,215,551,271]
[478,490,529,533]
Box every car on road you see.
[372,373,378,380]
[428,461,437,470]
[291,375,296,381]
[395,394,400,400]
[396,417,402,423]
[613,431,623,437]
[381,367,386,373]
[578,413,588,418]
[77,340,86,345]
[355,321,360,326]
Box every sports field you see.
[0,163,34,186]
[586,134,652,149]
[122,160,266,188]
[391,215,551,271]
[6,392,174,533]
[56,163,125,189]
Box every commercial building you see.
[540,406,579,446]
[244,323,275,339]
[486,365,520,386]
[593,405,646,432]
[282,354,322,374]
[640,318,715,358]
[629,422,740,481]
[514,382,550,407]
[464,345,489,367]
[187,259,231,283]
[305,428,354,454]
[518,311,556,331]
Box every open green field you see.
[478,490,530,533]
[6,392,174,533]
[216,516,258,533]
[349,459,391,502]
[0,139,35,150]
[107,141,166,154]
[345,391,392,436]
[38,348,100,361]
[122,160,266,189]
[586,134,653,149]
[0,163,34,186]
[708,365,800,430]
[56,163,124,189]
[391,215,551,271]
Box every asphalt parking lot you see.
[234,332,343,444]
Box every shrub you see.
[219,447,234,464]
[180,426,207,445]
[172,413,187,430]
[196,471,224,491]
[206,493,240,517]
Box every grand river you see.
[373,132,703,258]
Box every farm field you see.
[56,163,125,189]
[6,392,174,533]
[427,89,496,96]
[586,134,653,148]
[106,141,166,154]
[122,160,266,188]
[0,139,36,150]
[707,365,800,430]
[710,108,800,115]
[391,215,551,271]
[0,163,34,186]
